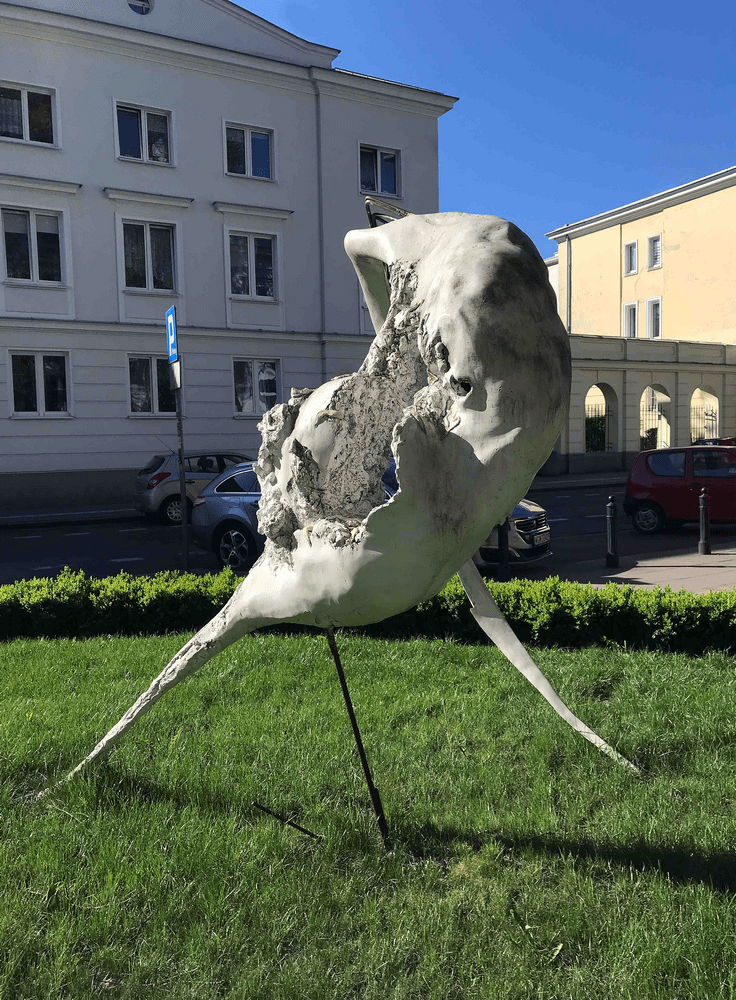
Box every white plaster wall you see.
[0,2,453,476]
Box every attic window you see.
[128,0,152,13]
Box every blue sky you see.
[236,0,735,257]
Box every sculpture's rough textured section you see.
[37,211,638,798]
[255,260,426,550]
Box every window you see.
[233,358,278,414]
[128,0,152,12]
[648,234,661,269]
[128,356,176,413]
[11,352,68,415]
[229,232,275,298]
[692,451,736,477]
[116,104,171,163]
[123,222,174,290]
[646,297,661,339]
[646,451,685,478]
[215,469,260,493]
[2,208,62,283]
[623,241,637,275]
[623,301,637,338]
[0,83,54,145]
[360,145,400,196]
[225,123,272,179]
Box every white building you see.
[0,0,455,507]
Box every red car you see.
[623,446,736,533]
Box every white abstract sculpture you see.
[40,211,636,832]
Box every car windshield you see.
[139,455,165,475]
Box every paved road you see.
[0,519,220,584]
[1,489,735,584]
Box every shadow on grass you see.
[404,821,736,894]
[19,765,736,893]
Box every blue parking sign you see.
[166,305,178,363]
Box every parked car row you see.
[134,451,252,525]
[132,452,552,574]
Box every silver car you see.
[474,498,551,566]
[135,451,251,525]
[191,462,264,572]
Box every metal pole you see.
[605,495,619,568]
[325,629,392,852]
[698,487,711,555]
[496,519,511,582]
[176,384,188,573]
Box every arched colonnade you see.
[545,336,736,475]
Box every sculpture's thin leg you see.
[36,598,267,798]
[457,561,639,774]
[325,629,392,852]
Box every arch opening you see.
[690,387,720,443]
[639,384,671,450]
[584,383,618,452]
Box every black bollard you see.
[496,519,511,582]
[698,487,711,555]
[605,495,619,568]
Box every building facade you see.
[543,167,736,472]
[0,0,455,506]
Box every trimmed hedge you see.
[1,567,735,654]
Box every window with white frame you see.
[623,241,637,275]
[2,208,62,283]
[646,297,661,339]
[225,123,272,179]
[0,83,55,145]
[648,234,661,269]
[233,358,278,414]
[128,356,176,414]
[116,104,171,163]
[360,145,400,196]
[11,351,68,415]
[623,301,638,339]
[228,232,275,299]
[123,221,175,290]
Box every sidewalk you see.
[548,542,736,594]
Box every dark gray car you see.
[191,462,264,572]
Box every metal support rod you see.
[699,487,711,555]
[605,495,619,568]
[496,519,511,582]
[175,383,188,574]
[325,628,392,852]
[251,801,323,841]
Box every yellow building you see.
[547,164,736,345]
[541,166,736,473]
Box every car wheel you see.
[632,502,665,534]
[160,495,192,525]
[214,524,257,574]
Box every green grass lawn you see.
[2,632,736,999]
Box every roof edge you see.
[546,164,736,241]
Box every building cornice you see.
[311,67,457,119]
[0,5,455,115]
[0,172,82,195]
[213,202,293,219]
[104,188,194,208]
[0,315,375,345]
[546,165,736,241]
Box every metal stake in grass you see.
[325,629,392,852]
